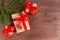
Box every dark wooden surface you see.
[0,0,60,40]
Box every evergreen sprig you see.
[0,0,25,25]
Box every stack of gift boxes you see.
[2,2,38,38]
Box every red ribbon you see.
[13,15,28,31]
[2,25,15,38]
[25,2,32,9]
[24,2,38,16]
[30,5,37,15]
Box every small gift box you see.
[12,13,31,33]
[24,2,38,15]
[2,25,15,38]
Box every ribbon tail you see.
[23,21,27,31]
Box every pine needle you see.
[0,0,25,25]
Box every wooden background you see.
[0,0,60,40]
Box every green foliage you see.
[0,0,25,25]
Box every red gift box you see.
[24,2,38,15]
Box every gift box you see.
[2,25,15,38]
[12,13,31,33]
[24,2,38,15]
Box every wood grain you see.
[0,0,60,40]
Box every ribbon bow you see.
[2,25,15,38]
[24,2,38,15]
[13,15,28,30]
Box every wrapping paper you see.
[12,13,31,33]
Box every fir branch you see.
[0,10,3,22]
[0,0,25,25]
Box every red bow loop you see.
[2,25,15,38]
